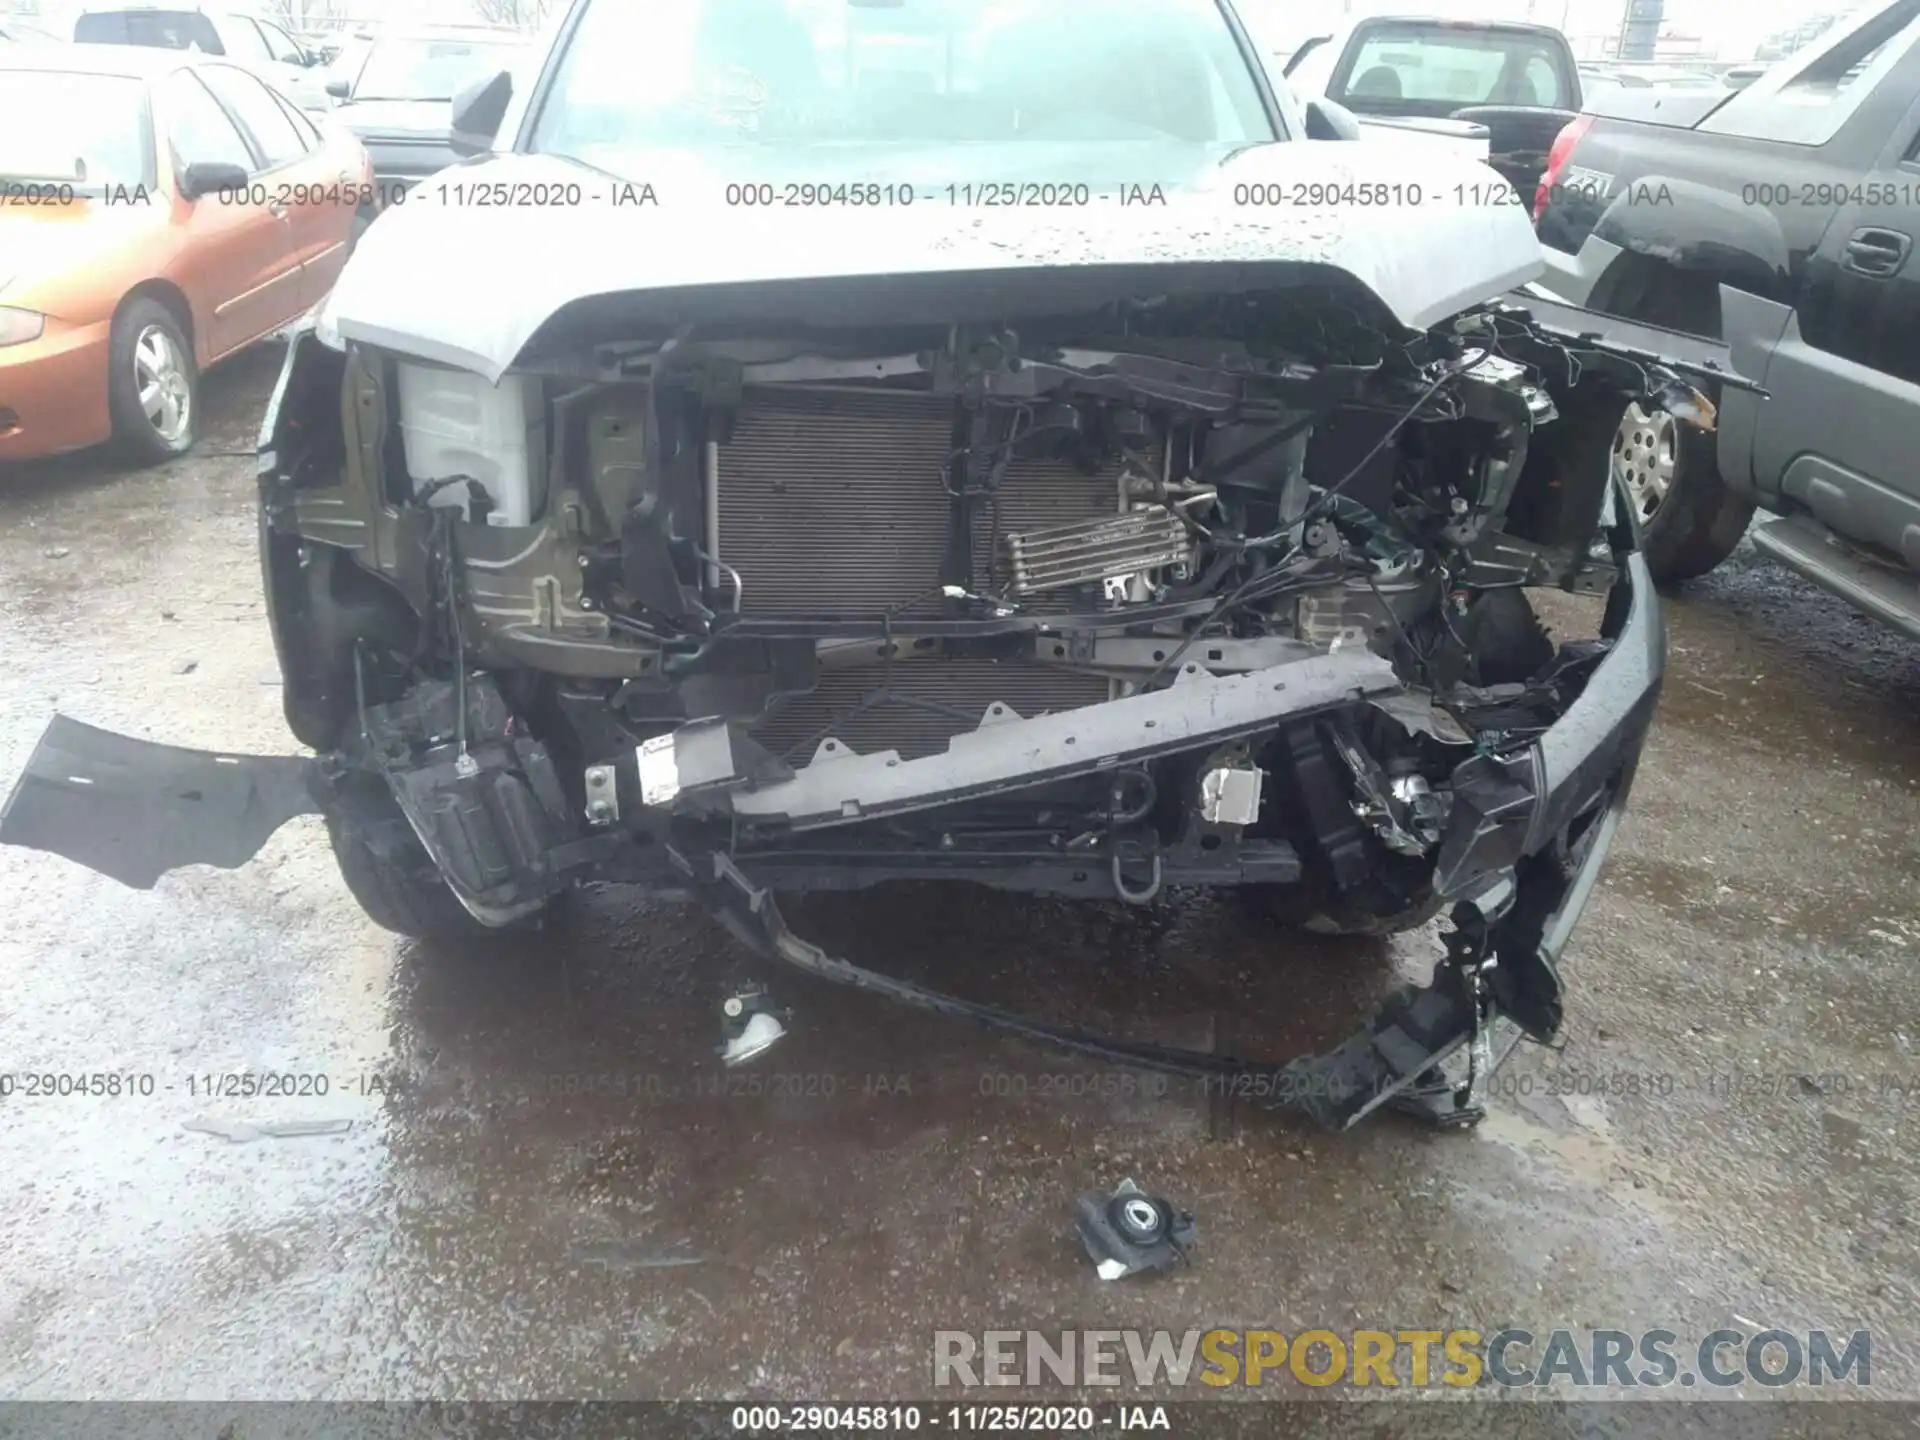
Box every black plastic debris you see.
[1074,1178,1196,1281]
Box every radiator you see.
[717,387,1118,758]
[717,388,955,618]
[716,386,1141,617]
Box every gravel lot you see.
[3,343,1918,1420]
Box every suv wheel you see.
[1599,267,1757,583]
[1614,400,1677,519]
[1612,397,1753,582]
[108,298,197,465]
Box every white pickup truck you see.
[1278,16,1585,192]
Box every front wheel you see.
[107,298,197,465]
[322,768,552,940]
[325,802,494,941]
[1614,396,1753,583]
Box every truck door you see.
[1746,11,1920,553]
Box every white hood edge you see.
[323,146,1545,384]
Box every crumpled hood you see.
[323,143,1542,382]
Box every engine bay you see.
[0,278,1735,1127]
[257,280,1724,936]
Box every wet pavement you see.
[2,345,1918,1408]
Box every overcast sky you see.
[18,0,1855,63]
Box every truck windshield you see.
[1336,23,1576,112]
[73,9,222,51]
[355,36,522,101]
[527,0,1273,156]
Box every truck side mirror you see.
[450,70,514,156]
[1303,97,1362,141]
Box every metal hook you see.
[1111,848,1163,906]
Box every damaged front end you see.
[2,275,1743,1130]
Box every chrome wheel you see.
[1613,400,1676,521]
[133,324,192,446]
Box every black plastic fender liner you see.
[0,715,322,890]
[675,847,1512,1132]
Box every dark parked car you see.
[1532,0,1920,636]
[322,25,526,200]
[3,0,1743,1133]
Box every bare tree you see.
[469,0,554,30]
[256,0,347,34]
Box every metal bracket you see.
[1383,901,1523,1129]
[583,764,620,826]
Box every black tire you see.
[324,800,495,941]
[1619,402,1753,582]
[322,760,562,940]
[107,296,198,465]
[1455,586,1554,686]
[1602,272,1755,583]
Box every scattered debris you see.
[719,989,787,1067]
[1074,1178,1195,1281]
[171,658,198,676]
[570,1240,705,1271]
[181,1117,353,1142]
[41,546,69,560]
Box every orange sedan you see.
[0,46,372,465]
